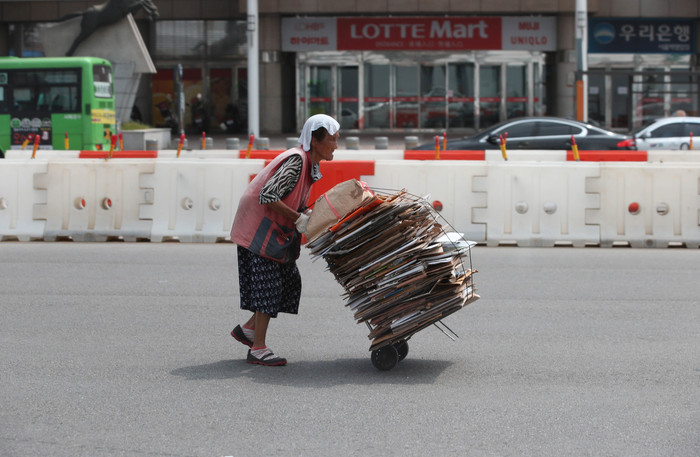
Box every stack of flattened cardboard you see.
[306,186,479,351]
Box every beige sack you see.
[306,179,375,242]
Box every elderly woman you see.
[229,114,340,366]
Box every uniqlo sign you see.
[282,16,557,52]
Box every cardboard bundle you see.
[306,186,479,351]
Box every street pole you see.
[247,0,260,138]
[575,0,588,122]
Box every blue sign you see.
[589,18,695,54]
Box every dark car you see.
[413,117,634,150]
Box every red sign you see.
[337,17,501,51]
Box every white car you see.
[632,116,700,150]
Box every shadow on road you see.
[171,357,452,386]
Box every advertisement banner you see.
[10,116,52,149]
[282,16,556,52]
[502,17,557,51]
[589,18,695,54]
[281,17,337,52]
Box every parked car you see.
[413,116,634,150]
[631,116,700,150]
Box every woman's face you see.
[311,131,339,163]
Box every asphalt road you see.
[1,243,698,457]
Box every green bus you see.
[0,56,116,157]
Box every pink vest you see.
[231,147,313,263]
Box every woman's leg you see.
[252,311,271,348]
[244,313,255,329]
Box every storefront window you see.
[7,24,48,57]
[298,50,544,132]
[155,20,246,59]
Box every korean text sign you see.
[589,18,695,54]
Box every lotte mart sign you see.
[282,16,557,52]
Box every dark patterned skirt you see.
[237,246,302,318]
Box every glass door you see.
[394,65,420,128]
[448,63,475,129]
[479,65,501,128]
[641,69,665,124]
[506,64,527,119]
[612,71,631,129]
[588,73,606,127]
[338,66,359,130]
[307,65,332,118]
[670,69,696,116]
[364,63,390,128]
[420,65,447,128]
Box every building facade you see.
[1,0,698,135]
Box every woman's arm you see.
[265,200,301,222]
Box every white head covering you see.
[298,114,340,151]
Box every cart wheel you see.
[394,340,409,362]
[371,344,399,371]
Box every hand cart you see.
[306,186,479,371]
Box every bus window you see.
[93,64,113,98]
[13,87,32,111]
[0,86,7,113]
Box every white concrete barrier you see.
[2,152,699,247]
[586,163,700,248]
[365,160,488,242]
[647,151,700,163]
[0,160,48,241]
[157,150,239,159]
[473,162,601,247]
[33,159,156,241]
[145,159,265,242]
[334,149,404,160]
[484,149,567,162]
[5,150,81,159]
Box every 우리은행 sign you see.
[589,18,695,54]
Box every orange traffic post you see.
[21,134,32,150]
[442,131,447,151]
[434,135,440,160]
[64,132,70,150]
[108,134,117,159]
[31,134,40,159]
[201,131,206,150]
[499,132,508,161]
[118,132,123,151]
[246,133,255,158]
[176,132,185,158]
[571,135,580,161]
[690,131,693,150]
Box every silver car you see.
[632,116,700,150]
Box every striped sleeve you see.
[259,154,303,204]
